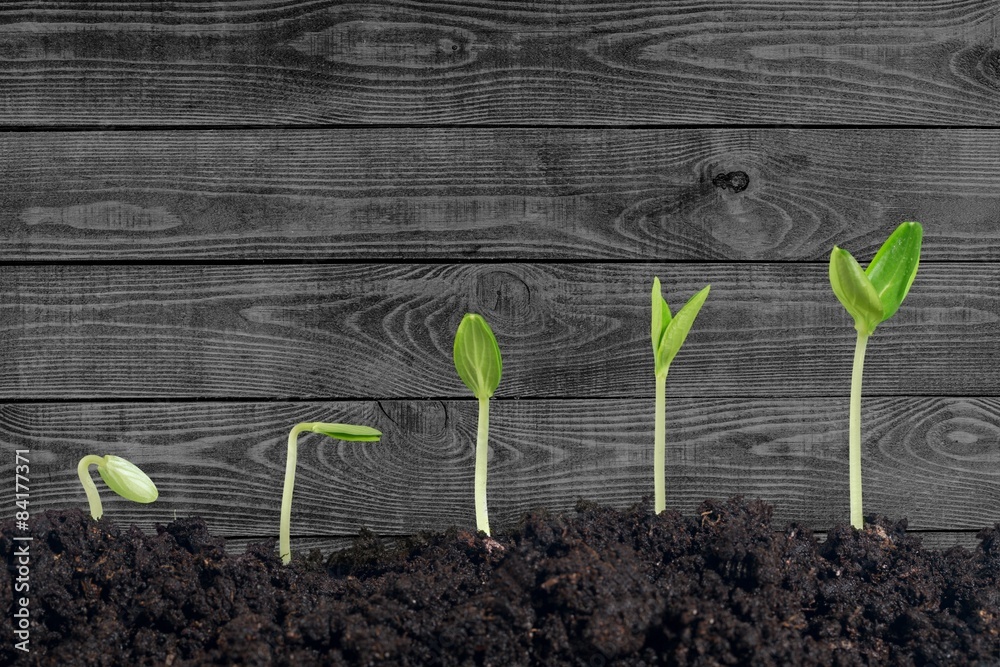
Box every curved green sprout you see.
[453,313,502,535]
[830,221,922,528]
[78,454,158,520]
[651,277,710,514]
[281,422,381,564]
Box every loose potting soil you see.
[3,497,999,666]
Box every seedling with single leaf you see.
[651,276,710,514]
[453,313,502,536]
[78,454,158,520]
[280,422,381,564]
[830,221,922,528]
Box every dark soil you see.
[3,497,999,666]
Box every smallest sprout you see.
[78,454,159,520]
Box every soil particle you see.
[3,497,998,666]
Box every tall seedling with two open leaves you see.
[829,221,922,529]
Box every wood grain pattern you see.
[2,129,1000,260]
[0,2,998,125]
[2,398,997,542]
[1,262,996,399]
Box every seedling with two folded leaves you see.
[651,277,711,514]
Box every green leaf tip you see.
[309,423,382,442]
[830,246,883,336]
[651,276,671,357]
[865,221,922,322]
[830,222,922,335]
[651,278,710,377]
[454,313,503,399]
[97,455,159,504]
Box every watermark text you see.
[13,449,31,653]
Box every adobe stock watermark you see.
[12,449,31,653]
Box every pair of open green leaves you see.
[830,222,923,336]
[453,313,502,399]
[651,277,711,378]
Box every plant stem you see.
[850,332,869,529]
[654,372,667,514]
[78,455,107,520]
[280,422,313,564]
[476,396,491,536]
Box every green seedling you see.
[77,454,158,520]
[453,313,502,536]
[651,276,710,514]
[280,422,381,564]
[830,221,922,528]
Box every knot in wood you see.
[474,269,531,322]
[985,48,1000,81]
[712,171,750,193]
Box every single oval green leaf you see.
[830,246,883,335]
[310,423,382,442]
[865,221,922,322]
[656,284,710,375]
[650,276,671,357]
[98,455,158,504]
[453,313,502,399]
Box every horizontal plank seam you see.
[2,123,999,132]
[0,259,993,267]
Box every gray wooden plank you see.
[1,398,998,536]
[0,2,998,125]
[2,129,999,261]
[0,262,994,399]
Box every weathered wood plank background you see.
[1,398,998,534]
[1,2,999,125]
[3,130,1000,261]
[1,263,998,398]
[1,2,999,552]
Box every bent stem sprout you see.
[829,221,922,529]
[453,313,502,536]
[77,454,158,520]
[280,422,381,564]
[651,277,710,514]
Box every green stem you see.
[476,396,491,536]
[850,332,869,529]
[280,422,313,564]
[78,455,107,520]
[654,372,667,514]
